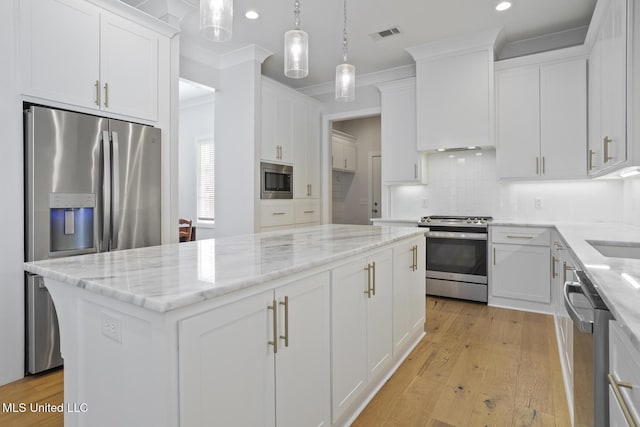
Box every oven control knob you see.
[426,217,432,223]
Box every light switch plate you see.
[535,197,543,209]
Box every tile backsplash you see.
[389,149,629,223]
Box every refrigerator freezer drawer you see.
[26,275,63,374]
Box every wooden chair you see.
[179,219,193,242]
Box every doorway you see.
[330,116,381,225]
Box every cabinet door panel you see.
[179,291,276,427]
[366,249,393,379]
[331,258,368,421]
[411,240,426,333]
[496,68,540,178]
[491,244,551,303]
[393,240,425,356]
[20,0,100,109]
[293,100,308,198]
[262,85,278,162]
[540,59,587,178]
[275,96,294,164]
[343,143,357,172]
[275,273,331,427]
[306,106,321,198]
[100,12,158,121]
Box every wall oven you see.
[260,162,293,199]
[419,216,491,303]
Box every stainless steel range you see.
[418,216,492,303]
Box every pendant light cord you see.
[342,0,348,62]
[294,0,301,30]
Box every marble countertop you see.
[552,223,640,352]
[492,220,640,352]
[24,225,425,313]
[370,218,419,225]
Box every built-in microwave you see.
[260,162,293,199]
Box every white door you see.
[371,155,382,219]
[179,291,276,427]
[20,0,100,109]
[275,272,331,427]
[100,11,158,121]
[331,258,368,422]
[366,249,393,379]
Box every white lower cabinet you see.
[179,272,331,427]
[489,226,552,313]
[392,238,426,356]
[331,248,393,423]
[609,321,640,427]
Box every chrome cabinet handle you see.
[303,210,315,214]
[536,157,539,175]
[542,156,546,175]
[506,235,534,240]
[344,158,347,169]
[604,136,613,163]
[552,255,558,279]
[563,261,575,283]
[589,149,595,171]
[608,374,638,427]
[103,82,109,108]
[364,264,372,298]
[371,261,376,296]
[279,296,289,348]
[272,212,286,215]
[493,247,496,266]
[94,80,100,106]
[414,163,418,179]
[268,300,278,354]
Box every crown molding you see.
[219,44,273,68]
[406,27,503,60]
[297,63,416,97]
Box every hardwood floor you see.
[353,297,571,427]
[0,297,569,427]
[0,368,63,426]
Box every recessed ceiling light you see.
[245,10,259,20]
[495,1,512,11]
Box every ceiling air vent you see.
[370,26,402,41]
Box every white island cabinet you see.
[24,225,426,427]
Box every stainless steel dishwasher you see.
[564,270,613,427]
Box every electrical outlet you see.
[101,312,122,343]
[535,197,543,209]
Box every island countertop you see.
[24,224,425,313]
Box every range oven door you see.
[426,231,488,284]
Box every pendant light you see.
[284,0,309,78]
[335,0,355,102]
[200,0,233,42]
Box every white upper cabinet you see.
[99,13,158,121]
[332,130,357,172]
[377,78,427,184]
[496,54,587,179]
[293,100,321,199]
[588,0,628,174]
[407,29,499,151]
[261,79,295,165]
[20,0,100,110]
[19,0,160,122]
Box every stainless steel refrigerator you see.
[24,105,161,374]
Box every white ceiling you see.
[130,0,597,89]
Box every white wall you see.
[332,117,381,225]
[314,86,381,116]
[178,96,215,240]
[214,59,261,237]
[389,149,627,223]
[0,0,25,386]
[622,175,640,226]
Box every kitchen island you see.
[24,224,427,427]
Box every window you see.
[197,136,215,223]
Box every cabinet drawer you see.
[609,321,640,425]
[261,200,294,227]
[295,199,320,224]
[491,226,550,246]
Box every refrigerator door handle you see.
[111,131,120,250]
[102,130,111,251]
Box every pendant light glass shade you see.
[284,0,308,78]
[200,0,233,42]
[284,29,309,78]
[335,63,355,102]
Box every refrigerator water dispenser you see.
[49,193,96,256]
